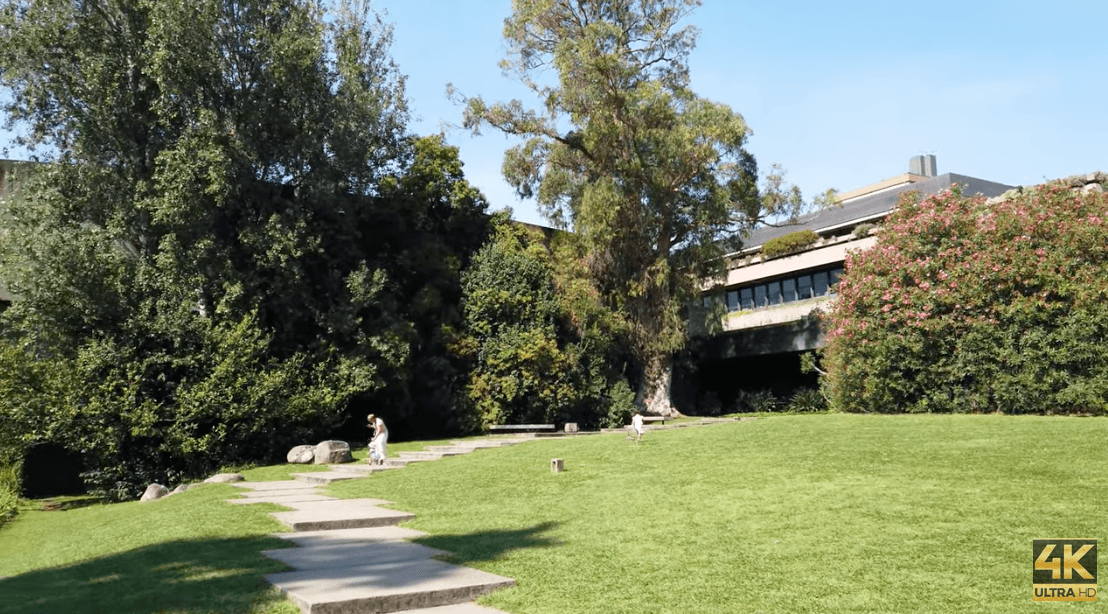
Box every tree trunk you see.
[640,356,683,418]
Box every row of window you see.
[705,266,844,312]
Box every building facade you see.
[677,156,1016,411]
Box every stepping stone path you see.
[230,420,752,613]
[230,438,531,614]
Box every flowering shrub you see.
[823,182,1108,414]
[762,230,819,259]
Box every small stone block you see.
[550,458,563,473]
[564,423,578,433]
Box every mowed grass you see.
[0,414,1103,613]
[329,415,1107,614]
[0,482,301,614]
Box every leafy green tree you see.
[364,135,491,437]
[459,0,775,415]
[823,180,1108,415]
[0,0,486,496]
[457,215,633,429]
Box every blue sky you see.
[3,1,1104,227]
[376,0,1107,225]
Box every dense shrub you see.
[458,217,632,430]
[761,230,819,258]
[0,463,20,529]
[733,389,779,413]
[786,388,826,413]
[823,181,1108,414]
[852,223,875,237]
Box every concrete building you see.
[677,156,1015,411]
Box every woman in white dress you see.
[367,413,388,465]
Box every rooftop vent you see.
[910,154,937,178]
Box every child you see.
[629,410,645,443]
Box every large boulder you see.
[287,444,315,464]
[203,473,245,484]
[140,483,169,502]
[313,440,352,464]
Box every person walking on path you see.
[368,413,388,465]
[628,410,645,444]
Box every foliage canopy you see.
[457,215,634,429]
[0,0,488,498]
[460,0,779,411]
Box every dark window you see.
[702,297,712,308]
[754,285,768,308]
[727,291,739,312]
[767,281,782,306]
[741,288,753,310]
[830,267,843,288]
[814,271,829,296]
[797,275,813,300]
[782,278,796,303]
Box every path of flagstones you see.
[229,418,749,614]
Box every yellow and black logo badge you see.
[1033,539,1097,601]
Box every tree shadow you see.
[0,536,295,614]
[413,521,563,566]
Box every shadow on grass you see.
[29,495,106,512]
[0,536,294,614]
[414,521,563,566]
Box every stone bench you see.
[488,424,556,433]
[642,416,666,425]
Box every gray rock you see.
[313,440,352,464]
[287,444,315,464]
[140,483,169,502]
[564,423,578,433]
[203,473,245,484]
[171,484,192,494]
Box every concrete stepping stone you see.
[229,492,337,505]
[422,446,478,454]
[266,558,515,614]
[395,604,513,614]
[397,451,449,461]
[263,538,450,570]
[291,471,361,485]
[328,463,402,475]
[235,480,322,492]
[234,486,320,498]
[271,500,414,532]
[274,526,429,547]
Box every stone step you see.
[458,439,530,446]
[274,526,429,547]
[229,492,337,505]
[233,485,321,498]
[233,480,322,492]
[397,451,448,461]
[421,446,478,454]
[290,471,360,485]
[382,458,414,468]
[266,558,515,614]
[263,537,450,570]
[447,440,517,449]
[392,604,513,614]
[271,500,414,532]
[328,462,402,475]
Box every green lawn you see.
[1,414,1104,613]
